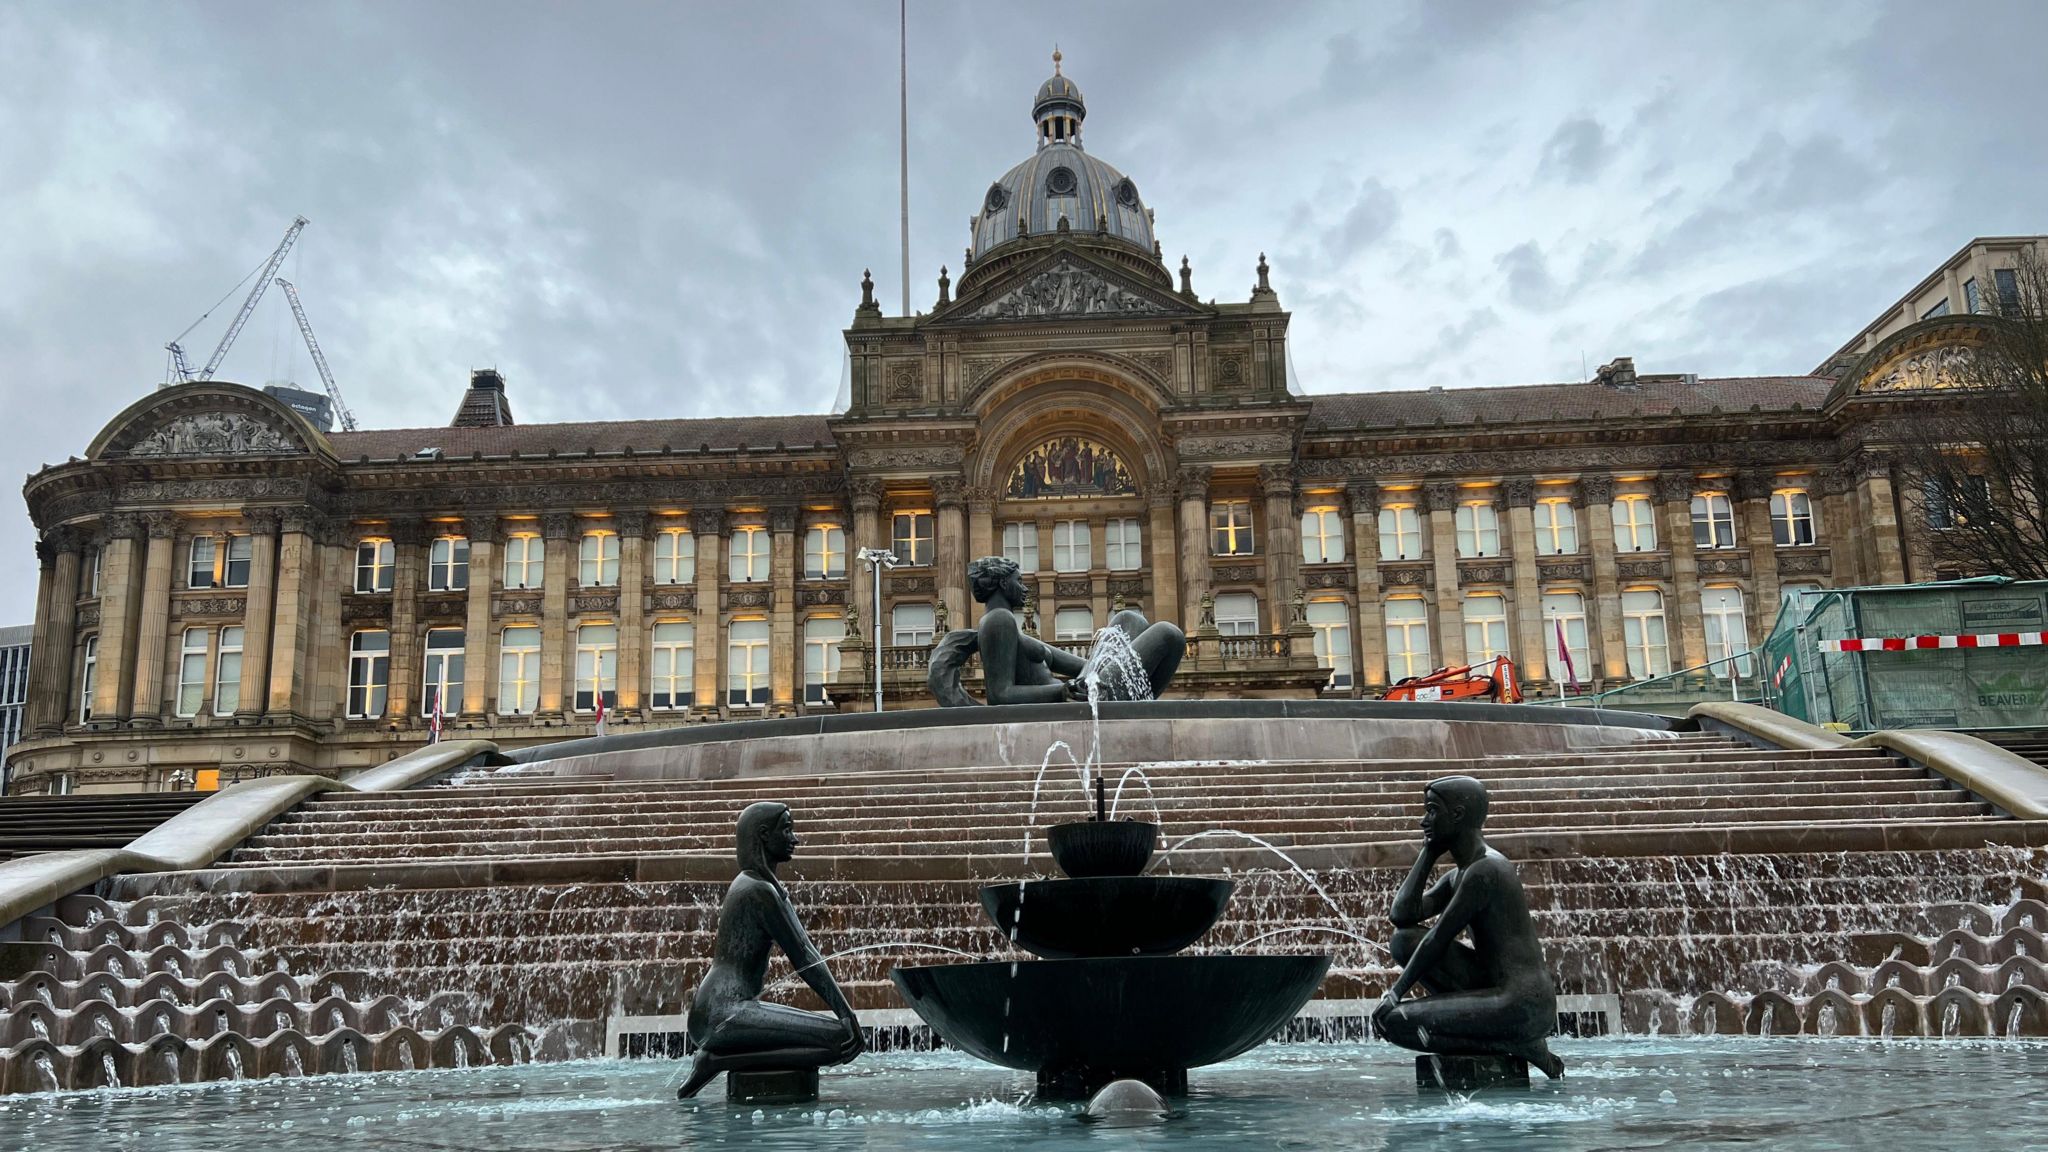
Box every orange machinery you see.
[1378,657,1523,704]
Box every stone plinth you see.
[1415,1054,1529,1091]
[726,1067,818,1104]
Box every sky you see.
[1,0,2045,618]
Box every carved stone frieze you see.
[965,356,1009,392]
[1656,473,1696,502]
[1695,553,1750,578]
[886,362,923,401]
[1537,560,1590,582]
[1578,475,1615,504]
[797,587,847,608]
[1257,462,1295,495]
[1303,568,1353,590]
[1615,558,1671,580]
[494,595,543,617]
[1457,561,1510,585]
[1778,550,1832,575]
[1297,440,1840,479]
[962,484,1000,510]
[613,510,648,537]
[75,605,100,629]
[335,475,845,516]
[122,478,304,504]
[172,595,246,617]
[889,574,935,595]
[967,256,1175,319]
[1502,477,1535,506]
[931,475,965,507]
[689,508,726,536]
[1381,565,1430,587]
[728,588,771,609]
[848,477,885,508]
[1865,345,1975,393]
[1212,351,1249,389]
[542,513,577,540]
[1422,481,1459,509]
[769,506,801,534]
[1054,579,1092,599]
[1176,466,1211,502]
[342,597,391,623]
[1213,564,1262,583]
[421,593,468,619]
[650,589,696,611]
[845,446,964,471]
[1179,434,1293,459]
[124,413,298,458]
[572,593,620,614]
[1128,350,1172,381]
[1108,577,1146,598]
[1734,471,1774,503]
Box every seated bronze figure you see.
[928,555,1184,706]
[1371,775,1565,1079]
[676,802,864,1098]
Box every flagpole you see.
[899,0,910,318]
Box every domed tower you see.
[957,51,1171,297]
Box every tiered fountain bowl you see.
[890,816,1331,1097]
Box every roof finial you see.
[1052,46,1062,75]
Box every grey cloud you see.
[1537,116,1612,183]
[1496,241,1561,311]
[1320,179,1401,265]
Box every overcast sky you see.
[1,0,2044,618]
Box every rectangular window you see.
[503,534,544,590]
[1611,496,1658,552]
[654,526,697,584]
[188,536,218,590]
[1462,592,1510,663]
[421,628,464,716]
[1002,523,1039,571]
[1052,521,1091,573]
[428,536,470,592]
[1965,277,1982,314]
[1105,518,1143,570]
[1214,591,1259,637]
[892,512,934,566]
[1455,501,1501,558]
[579,532,620,587]
[803,526,846,579]
[1384,598,1431,681]
[1541,591,1590,684]
[573,623,618,712]
[1690,493,1736,549]
[176,628,208,718]
[651,621,695,710]
[1702,586,1752,678]
[1534,499,1578,555]
[87,547,103,598]
[727,618,770,708]
[1054,607,1094,641]
[1301,507,1344,564]
[1209,501,1255,556]
[1770,490,1817,546]
[355,539,395,593]
[1924,476,1989,530]
[1994,267,2020,313]
[1378,505,1423,561]
[223,535,252,588]
[347,630,390,718]
[729,526,770,583]
[1306,599,1352,690]
[891,603,935,647]
[802,616,841,706]
[213,625,243,716]
[78,635,98,723]
[1921,297,1951,320]
[1621,589,1670,679]
[497,626,541,715]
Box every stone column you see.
[933,476,967,629]
[126,513,178,728]
[460,513,497,720]
[1146,488,1179,627]
[536,512,574,720]
[691,508,725,711]
[848,479,883,639]
[1856,460,1906,585]
[385,520,424,725]
[1820,465,1860,585]
[1176,466,1212,633]
[1260,464,1301,633]
[264,512,319,721]
[769,506,798,713]
[1658,472,1708,671]
[92,516,142,724]
[27,530,82,736]
[1579,476,1627,680]
[1501,478,1547,682]
[1349,485,1386,690]
[234,511,280,718]
[1736,472,1781,649]
[1424,481,1465,667]
[615,511,646,716]
[311,529,352,722]
[966,487,997,625]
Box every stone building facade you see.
[6,61,2023,794]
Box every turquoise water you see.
[3,1039,2041,1150]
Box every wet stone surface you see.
[4,1038,2047,1150]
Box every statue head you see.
[968,555,1029,609]
[736,801,797,874]
[1421,775,1489,844]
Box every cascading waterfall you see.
[1880,1001,1897,1039]
[2008,1000,2027,1039]
[1816,1002,1837,1037]
[101,1053,121,1089]
[32,1053,60,1094]
[1941,1000,1962,1038]
[283,1046,306,1077]
[224,1047,245,1081]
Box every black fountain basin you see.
[980,877,1234,959]
[890,954,1332,1093]
[1047,820,1157,877]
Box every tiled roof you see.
[326,414,836,461]
[1305,376,1834,431]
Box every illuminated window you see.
[1621,590,1670,679]
[78,635,97,722]
[213,626,243,717]
[804,526,846,579]
[1384,598,1431,680]
[502,534,544,590]
[188,536,217,590]
[1534,499,1578,555]
[1690,493,1736,549]
[1702,586,1752,678]
[1306,599,1352,689]
[654,526,696,584]
[1455,501,1500,558]
[1542,591,1590,685]
[892,512,934,566]
[1378,505,1423,560]
[726,618,770,708]
[579,531,620,587]
[347,630,390,718]
[355,539,395,593]
[421,629,464,716]
[1610,496,1658,552]
[651,621,695,710]
[428,536,470,592]
[802,617,841,706]
[574,623,617,712]
[1770,490,1817,546]
[1209,501,1255,556]
[1301,507,1344,564]
[497,626,540,715]
[1462,592,1510,663]
[1052,521,1091,573]
[176,628,208,718]
[728,527,769,583]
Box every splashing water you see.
[100,1053,121,1089]
[1880,1002,1897,1039]
[275,1010,294,1035]
[32,1053,60,1094]
[1153,829,1359,933]
[159,1048,180,1086]
[1106,765,1165,823]
[225,1047,245,1081]
[2009,1000,2027,1039]
[1759,1003,1775,1036]
[399,1042,417,1072]
[29,1016,49,1040]
[763,942,986,996]
[283,1046,306,1077]
[342,1043,361,1075]
[1816,1002,1838,1037]
[1942,1000,1962,1039]
[329,1007,347,1034]
[1225,925,1392,961]
[453,1039,471,1070]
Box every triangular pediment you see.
[933,249,1202,325]
[87,383,326,462]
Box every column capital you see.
[689,507,726,536]
[279,508,319,537]
[386,518,425,546]
[932,474,965,509]
[462,511,500,540]
[103,512,144,539]
[1577,474,1615,504]
[1655,472,1696,503]
[40,525,86,556]
[1856,453,1896,482]
[542,512,577,541]
[964,484,1000,513]
[1734,471,1774,503]
[242,508,283,536]
[1347,484,1380,517]
[1144,484,1177,510]
[848,476,884,512]
[1257,462,1296,497]
[769,506,800,535]
[1820,463,1857,497]
[1176,465,1211,503]
[143,511,178,540]
[1501,477,1536,507]
[613,510,649,537]
[1421,480,1459,510]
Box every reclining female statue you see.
[927,555,1184,706]
[1371,775,1565,1079]
[676,802,864,1098]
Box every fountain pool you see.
[5,1039,2043,1150]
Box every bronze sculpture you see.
[928,555,1184,706]
[1371,775,1565,1080]
[676,802,864,1100]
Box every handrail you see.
[1540,649,1761,707]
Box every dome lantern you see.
[1033,48,1085,148]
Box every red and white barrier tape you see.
[1818,632,2045,653]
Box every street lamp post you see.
[856,547,902,712]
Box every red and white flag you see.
[428,693,444,745]
[593,692,608,736]
[1554,619,1578,691]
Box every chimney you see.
[450,368,516,428]
[1593,356,1638,390]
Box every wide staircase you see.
[0,793,206,862]
[4,730,2046,1093]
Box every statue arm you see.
[1388,847,1451,928]
[761,889,858,1025]
[1387,865,1493,1001]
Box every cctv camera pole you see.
[857,547,902,711]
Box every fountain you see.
[890,776,1330,1097]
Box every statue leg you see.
[1124,619,1185,698]
[1383,989,1565,1079]
[677,1002,856,1099]
[1389,926,1486,996]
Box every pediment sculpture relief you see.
[126,412,299,457]
[1864,345,1976,393]
[968,257,1173,320]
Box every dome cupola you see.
[1033,48,1085,146]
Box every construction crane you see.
[163,216,309,385]
[274,278,358,432]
